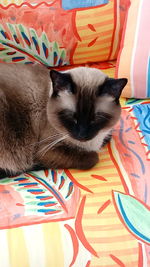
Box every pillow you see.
[116,0,150,98]
[0,0,128,67]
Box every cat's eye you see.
[95,112,112,121]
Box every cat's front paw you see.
[78,151,99,170]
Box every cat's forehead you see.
[51,67,117,114]
[65,67,107,91]
[57,89,116,116]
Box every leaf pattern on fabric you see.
[0,170,80,228]
[113,191,150,245]
[0,23,68,66]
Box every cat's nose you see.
[77,126,88,141]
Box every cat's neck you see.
[66,130,111,152]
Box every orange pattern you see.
[70,145,139,267]
[73,2,114,64]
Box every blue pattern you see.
[133,104,150,152]
[62,0,108,10]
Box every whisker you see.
[39,135,68,157]
[39,134,69,158]
[37,134,63,144]
[29,133,64,147]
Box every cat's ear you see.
[98,78,128,100]
[50,70,75,96]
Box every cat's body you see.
[0,63,127,177]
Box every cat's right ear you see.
[97,78,128,101]
[50,70,76,96]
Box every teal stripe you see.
[147,57,150,97]
[117,194,150,243]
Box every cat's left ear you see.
[99,78,128,100]
[50,70,75,96]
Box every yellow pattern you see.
[7,228,29,267]
[73,1,114,64]
[102,64,115,77]
[70,146,139,267]
[109,0,120,60]
[43,222,64,267]
[0,0,23,6]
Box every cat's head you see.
[48,67,127,142]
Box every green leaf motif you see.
[0,23,68,66]
[113,191,150,244]
[0,170,75,216]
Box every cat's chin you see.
[77,139,89,143]
[73,139,90,144]
[69,136,95,143]
[66,129,112,152]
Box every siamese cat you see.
[0,63,127,177]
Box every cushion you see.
[0,0,129,66]
[0,102,150,266]
[116,0,150,98]
[0,59,149,266]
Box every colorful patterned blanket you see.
[0,65,150,267]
